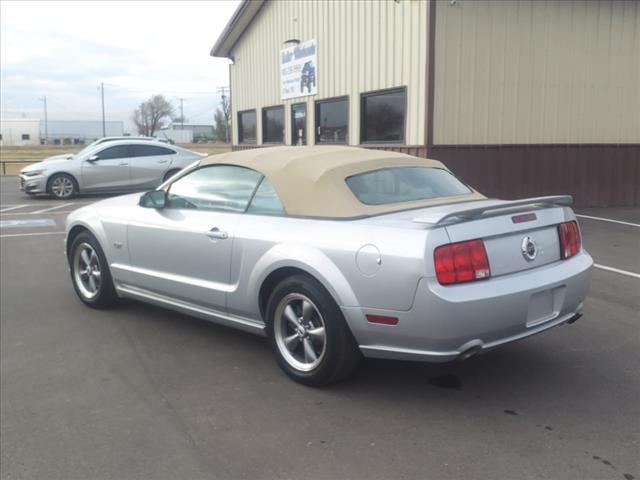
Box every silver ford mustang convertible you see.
[65,146,592,385]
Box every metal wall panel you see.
[433,0,640,145]
[229,0,428,146]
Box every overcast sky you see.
[0,0,240,133]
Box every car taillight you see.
[558,221,581,259]
[434,239,491,285]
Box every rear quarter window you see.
[345,167,472,205]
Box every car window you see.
[345,167,472,205]
[97,145,130,160]
[246,177,286,215]
[132,145,175,157]
[167,165,262,212]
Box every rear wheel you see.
[48,173,77,199]
[69,232,118,309]
[265,274,361,386]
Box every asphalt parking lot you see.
[1,175,638,480]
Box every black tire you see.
[69,231,118,309]
[47,173,78,199]
[265,274,361,386]
[163,169,181,182]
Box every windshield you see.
[345,167,472,205]
[74,139,103,158]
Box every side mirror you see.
[139,190,167,209]
[87,154,99,162]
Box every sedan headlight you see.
[22,169,45,177]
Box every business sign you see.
[281,39,317,100]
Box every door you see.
[126,164,264,311]
[81,144,132,191]
[129,144,177,190]
[291,103,307,146]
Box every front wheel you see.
[48,173,77,199]
[265,274,361,386]
[69,232,118,309]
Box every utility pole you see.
[41,96,49,144]
[178,98,185,129]
[100,83,106,137]
[217,86,230,143]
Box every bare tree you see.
[131,95,174,137]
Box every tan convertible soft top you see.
[201,146,485,218]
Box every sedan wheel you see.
[49,174,77,199]
[266,274,361,386]
[69,231,118,309]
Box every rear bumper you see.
[343,251,593,362]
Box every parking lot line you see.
[594,263,640,279]
[30,203,74,214]
[0,204,28,213]
[0,210,75,216]
[0,231,65,238]
[576,214,640,228]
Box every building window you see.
[238,110,256,144]
[21,134,31,140]
[361,87,406,143]
[316,96,348,144]
[262,106,284,143]
[291,103,307,146]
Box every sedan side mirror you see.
[139,190,167,209]
[87,154,99,163]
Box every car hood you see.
[41,153,75,163]
[66,192,142,230]
[22,155,74,173]
[89,192,142,210]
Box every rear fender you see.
[247,243,360,311]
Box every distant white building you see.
[0,118,125,146]
[161,122,215,143]
[0,118,41,146]
[156,127,193,144]
[44,120,124,144]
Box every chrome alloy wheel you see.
[51,176,74,198]
[274,293,327,372]
[73,242,102,299]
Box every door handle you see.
[205,227,228,240]
[158,160,168,164]
[119,162,128,166]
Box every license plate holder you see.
[526,286,566,327]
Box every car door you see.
[125,164,263,311]
[80,144,132,191]
[129,144,176,190]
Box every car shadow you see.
[112,299,588,407]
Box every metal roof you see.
[210,0,266,58]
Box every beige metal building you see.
[211,0,639,206]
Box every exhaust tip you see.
[456,345,483,362]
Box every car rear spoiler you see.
[412,195,573,226]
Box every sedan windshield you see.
[345,167,472,205]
